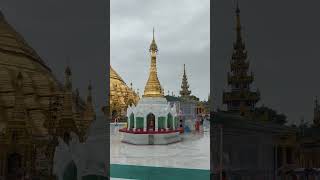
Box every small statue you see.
[149,120,154,130]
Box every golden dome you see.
[110,66,125,83]
[0,12,49,71]
[0,13,88,136]
[0,12,95,179]
[110,66,139,118]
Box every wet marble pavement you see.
[110,123,210,170]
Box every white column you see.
[165,117,168,130]
[155,116,158,131]
[127,116,131,130]
[173,118,176,130]
[134,117,137,131]
[143,116,147,132]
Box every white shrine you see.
[119,29,181,145]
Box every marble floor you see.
[110,122,210,170]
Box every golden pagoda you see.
[0,11,95,179]
[109,66,139,120]
[120,29,181,145]
[143,28,164,98]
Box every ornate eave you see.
[227,72,254,84]
[127,97,177,118]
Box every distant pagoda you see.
[180,64,191,99]
[222,3,260,116]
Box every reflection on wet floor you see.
[110,123,210,170]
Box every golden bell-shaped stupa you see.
[143,28,164,98]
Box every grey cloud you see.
[111,0,210,100]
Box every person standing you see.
[115,116,118,126]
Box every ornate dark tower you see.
[180,64,191,99]
[222,2,260,116]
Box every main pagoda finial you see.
[64,65,72,91]
[236,0,240,14]
[86,80,93,105]
[143,28,162,97]
[149,27,158,52]
[235,0,242,43]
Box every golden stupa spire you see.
[143,28,163,97]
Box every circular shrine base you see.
[119,128,181,145]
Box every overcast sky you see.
[0,0,108,116]
[111,0,210,101]
[214,0,320,125]
[2,0,319,124]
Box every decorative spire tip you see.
[236,0,240,14]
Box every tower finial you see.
[235,0,241,34]
[65,56,72,76]
[87,80,93,103]
[88,80,92,91]
[233,0,244,48]
[149,28,158,52]
[236,0,240,14]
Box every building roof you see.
[165,95,181,102]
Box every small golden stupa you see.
[143,28,164,98]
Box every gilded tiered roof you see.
[222,3,260,116]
